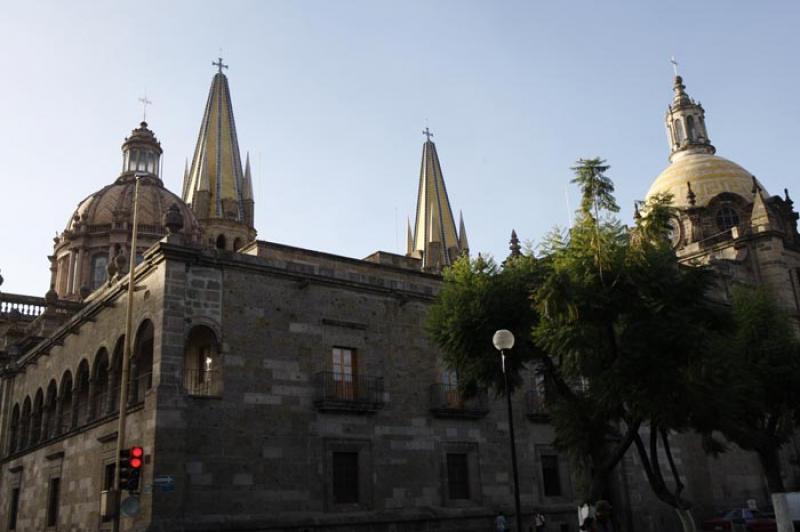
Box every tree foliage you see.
[712,287,800,493]
[427,159,732,523]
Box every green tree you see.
[714,287,800,494]
[428,159,729,532]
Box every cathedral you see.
[0,62,798,532]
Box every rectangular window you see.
[9,488,20,530]
[446,453,470,500]
[332,451,359,504]
[541,455,562,496]
[331,348,357,400]
[46,478,60,527]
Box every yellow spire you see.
[184,59,256,249]
[408,131,465,271]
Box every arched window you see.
[91,253,108,290]
[75,360,91,426]
[20,397,32,449]
[183,325,222,396]
[216,234,227,250]
[58,371,74,435]
[686,116,696,141]
[8,404,20,454]
[31,389,44,444]
[233,238,243,251]
[716,206,740,232]
[44,380,58,441]
[673,119,685,145]
[91,348,110,420]
[131,320,154,404]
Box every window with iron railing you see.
[314,371,384,412]
[429,383,489,419]
[183,369,222,397]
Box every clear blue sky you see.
[1,1,799,295]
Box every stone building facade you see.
[0,65,798,532]
[0,65,578,532]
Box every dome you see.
[67,175,199,236]
[646,153,767,208]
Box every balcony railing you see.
[525,389,550,422]
[183,369,223,397]
[313,371,384,413]
[0,293,46,320]
[429,383,489,419]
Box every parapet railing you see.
[313,371,384,413]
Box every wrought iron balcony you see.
[313,371,384,413]
[525,389,550,422]
[183,369,222,397]
[429,383,489,419]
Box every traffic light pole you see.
[112,175,141,532]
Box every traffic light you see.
[119,446,144,492]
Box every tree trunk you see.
[675,508,698,532]
[757,446,786,494]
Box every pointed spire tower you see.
[407,128,467,272]
[183,58,256,251]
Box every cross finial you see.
[422,127,433,142]
[213,56,229,74]
[138,93,152,122]
[670,56,679,76]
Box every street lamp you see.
[493,329,522,532]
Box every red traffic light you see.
[131,446,144,459]
[130,457,143,469]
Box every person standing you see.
[496,512,509,532]
[534,511,547,532]
[581,500,615,532]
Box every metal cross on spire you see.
[213,56,229,74]
[670,56,679,76]
[138,94,152,122]
[422,127,433,142]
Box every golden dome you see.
[67,175,200,236]
[647,153,767,208]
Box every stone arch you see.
[31,388,44,444]
[58,370,74,435]
[8,403,20,454]
[75,359,91,426]
[216,234,227,250]
[44,380,58,440]
[19,396,32,449]
[183,325,222,396]
[91,347,110,419]
[131,319,154,404]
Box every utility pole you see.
[112,174,142,532]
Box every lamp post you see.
[493,329,523,532]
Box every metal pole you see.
[502,350,523,532]
[112,176,141,532]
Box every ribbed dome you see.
[67,175,200,236]
[647,153,767,208]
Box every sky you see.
[1,0,799,296]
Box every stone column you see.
[72,248,84,294]
[40,404,50,442]
[69,386,79,430]
[66,251,76,297]
[54,396,63,436]
[86,377,96,421]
